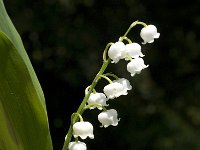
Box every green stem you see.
[84,86,91,95]
[85,86,96,95]
[103,73,119,80]
[98,74,113,83]
[122,20,147,39]
[103,42,113,62]
[62,58,111,150]
[71,113,83,124]
[120,37,132,44]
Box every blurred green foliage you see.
[4,0,200,149]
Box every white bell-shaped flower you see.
[113,78,132,95]
[127,57,148,76]
[140,25,160,44]
[108,42,125,63]
[68,141,87,150]
[87,93,108,110]
[73,121,94,139]
[98,109,120,128]
[103,82,124,99]
[123,43,144,60]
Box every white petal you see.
[140,24,159,44]
[73,122,94,139]
[127,58,148,76]
[98,109,119,128]
[108,42,125,63]
[113,78,132,95]
[148,39,154,43]
[124,43,143,59]
[103,82,124,99]
[87,93,108,110]
[154,33,160,38]
[69,141,87,150]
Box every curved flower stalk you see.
[62,20,160,150]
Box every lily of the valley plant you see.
[62,21,160,150]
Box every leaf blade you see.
[0,31,53,150]
[0,0,46,109]
[0,0,53,149]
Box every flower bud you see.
[127,57,148,76]
[87,93,108,110]
[68,141,87,150]
[73,121,94,139]
[98,109,120,128]
[140,25,160,44]
[108,42,125,63]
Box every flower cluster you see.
[108,24,159,77]
[67,22,159,150]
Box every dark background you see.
[4,0,200,149]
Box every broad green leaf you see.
[0,0,53,150]
[0,0,46,108]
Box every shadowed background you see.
[4,0,200,149]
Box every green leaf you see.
[0,1,53,150]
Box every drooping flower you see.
[123,43,144,60]
[113,78,132,95]
[127,57,148,76]
[98,109,120,128]
[68,141,87,150]
[73,121,94,139]
[108,42,125,63]
[87,93,108,110]
[140,25,160,44]
[103,78,132,99]
[103,82,124,99]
